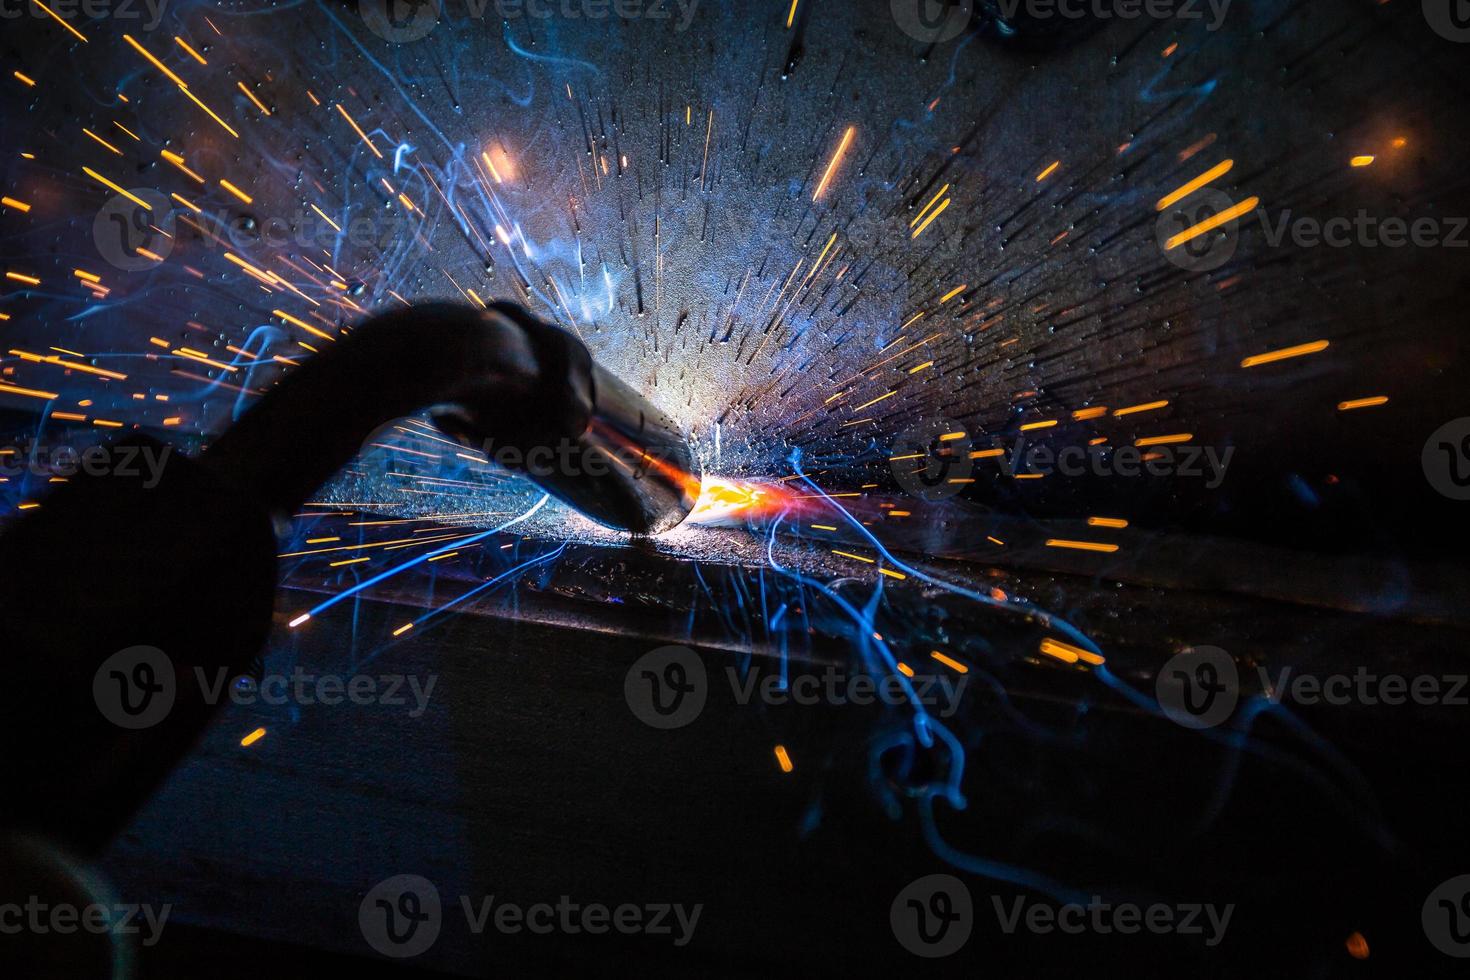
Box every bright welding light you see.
[685,476,797,526]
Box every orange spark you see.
[814,126,856,201]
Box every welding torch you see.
[0,302,700,855]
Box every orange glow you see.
[30,0,88,42]
[1164,196,1260,250]
[482,143,515,183]
[813,126,856,201]
[931,651,969,674]
[1045,539,1120,554]
[1338,396,1388,412]
[687,476,798,525]
[1040,638,1105,666]
[1156,159,1233,211]
[1241,340,1329,368]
